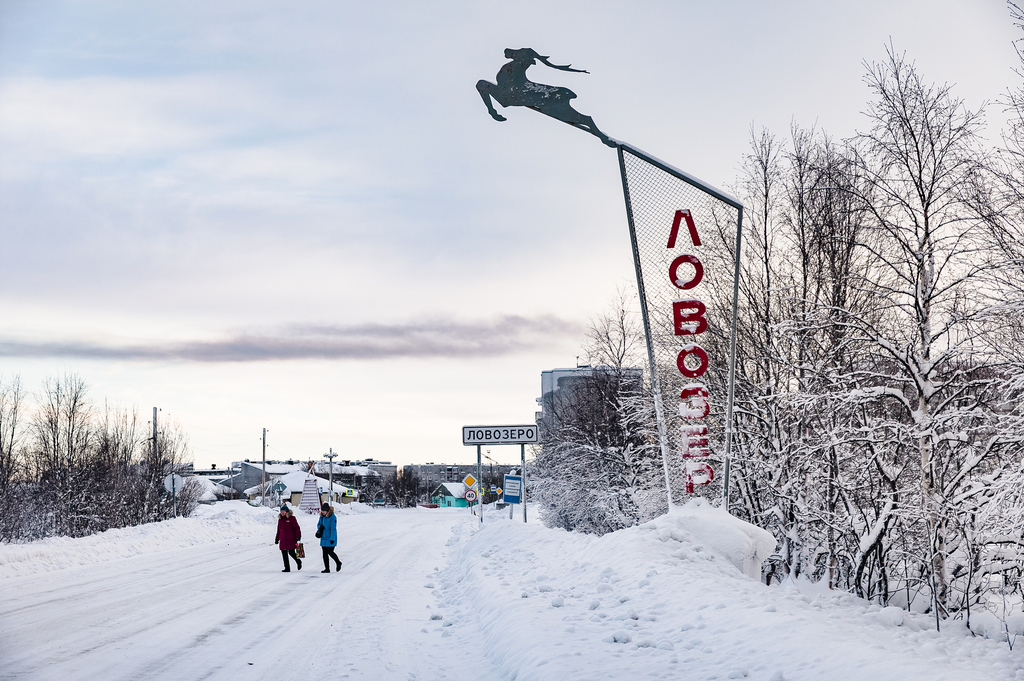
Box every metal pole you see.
[477,444,483,524]
[172,476,177,518]
[617,145,674,512]
[262,428,267,507]
[326,448,337,504]
[521,443,527,523]
[152,407,157,470]
[721,205,743,514]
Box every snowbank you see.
[0,501,277,578]
[640,498,776,579]
[427,506,1021,681]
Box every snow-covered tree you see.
[533,291,664,534]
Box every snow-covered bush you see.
[0,373,199,542]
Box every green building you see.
[430,481,469,508]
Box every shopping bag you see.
[296,542,305,559]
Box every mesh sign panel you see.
[617,144,742,504]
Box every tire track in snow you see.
[0,509,493,681]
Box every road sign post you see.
[521,443,527,524]
[271,480,287,506]
[462,473,478,516]
[462,425,537,524]
[163,473,184,518]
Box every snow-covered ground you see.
[1,500,1022,680]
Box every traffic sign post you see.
[502,475,522,504]
[462,425,538,446]
[521,443,527,524]
[462,424,537,524]
[271,480,287,507]
[503,474,522,520]
[163,473,184,518]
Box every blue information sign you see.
[502,475,523,505]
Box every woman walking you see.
[275,505,302,572]
[317,503,342,573]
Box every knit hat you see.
[321,503,330,512]
[280,505,289,512]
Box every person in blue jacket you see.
[317,502,342,573]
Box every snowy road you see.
[3,500,1024,681]
[0,507,484,681]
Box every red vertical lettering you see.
[672,300,708,336]
[684,462,715,493]
[676,345,709,379]
[667,209,700,248]
[679,386,710,419]
[669,254,704,290]
[680,425,709,458]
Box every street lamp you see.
[484,450,498,500]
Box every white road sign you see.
[462,425,538,446]
[163,473,184,494]
[465,489,478,502]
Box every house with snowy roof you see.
[245,470,356,506]
[222,460,306,495]
[192,476,233,503]
[430,481,468,508]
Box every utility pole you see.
[262,428,267,507]
[325,448,337,504]
[152,407,158,470]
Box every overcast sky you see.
[0,0,1019,467]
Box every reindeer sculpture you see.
[476,48,615,147]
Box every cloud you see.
[0,315,581,362]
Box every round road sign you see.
[465,489,478,502]
[163,473,185,493]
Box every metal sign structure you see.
[462,424,536,524]
[476,49,744,512]
[503,475,522,504]
[163,473,184,493]
[163,473,184,518]
[617,144,742,509]
[462,425,538,446]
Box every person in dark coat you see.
[275,505,302,572]
[317,502,342,573]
